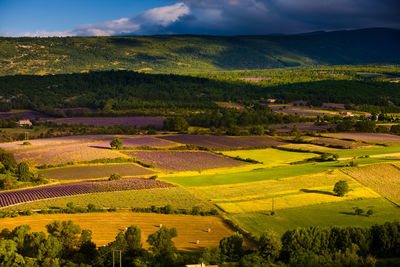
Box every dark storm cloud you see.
[8,0,400,36]
[165,0,400,34]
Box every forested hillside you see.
[0,28,399,75]
[0,66,399,114]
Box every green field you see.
[230,198,400,235]
[335,145,400,158]
[163,161,344,187]
[189,170,379,213]
[220,148,318,167]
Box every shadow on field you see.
[339,211,357,216]
[300,189,335,196]
[88,145,111,150]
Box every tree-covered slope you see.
[0,28,399,75]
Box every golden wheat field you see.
[345,164,400,205]
[0,212,237,250]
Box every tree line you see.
[1,220,399,266]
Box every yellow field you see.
[345,164,400,205]
[220,148,318,167]
[0,212,235,250]
[189,170,380,213]
[217,186,378,213]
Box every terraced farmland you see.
[123,151,245,171]
[158,134,284,148]
[40,163,156,180]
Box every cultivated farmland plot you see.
[189,170,379,213]
[8,143,125,166]
[40,163,156,180]
[0,212,237,250]
[220,148,318,167]
[3,187,213,212]
[303,136,367,148]
[0,178,173,208]
[0,110,53,120]
[120,136,177,147]
[123,151,245,171]
[324,133,400,145]
[344,163,400,205]
[0,135,178,166]
[48,116,165,128]
[158,134,284,148]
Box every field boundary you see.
[340,166,400,208]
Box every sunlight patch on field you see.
[188,170,380,213]
[230,198,400,235]
[219,148,318,167]
[217,186,379,213]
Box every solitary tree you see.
[110,138,123,150]
[333,180,349,197]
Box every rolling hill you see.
[0,28,399,76]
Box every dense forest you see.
[0,28,399,75]
[0,66,399,115]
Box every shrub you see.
[354,207,364,216]
[109,173,122,181]
[366,209,374,217]
[110,138,123,150]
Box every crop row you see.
[0,178,173,208]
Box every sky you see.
[0,0,399,37]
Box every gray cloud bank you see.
[7,0,400,37]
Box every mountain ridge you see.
[0,28,399,76]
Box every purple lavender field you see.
[123,151,245,171]
[0,178,173,208]
[158,134,283,148]
[0,110,53,120]
[49,116,165,127]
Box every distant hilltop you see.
[0,28,399,76]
